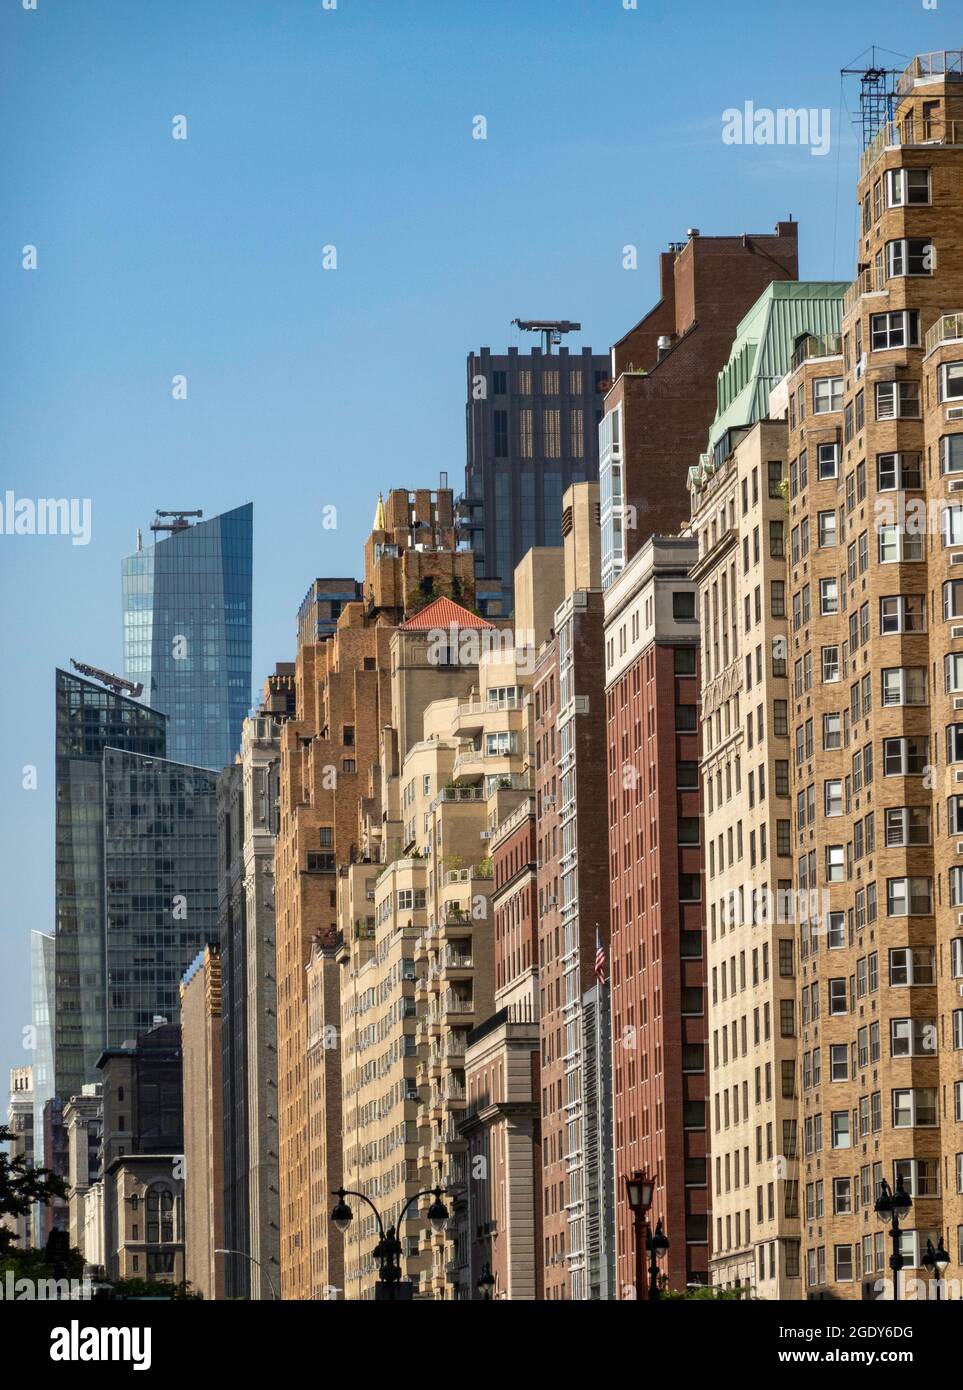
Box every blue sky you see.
[1,0,960,1102]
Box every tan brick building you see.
[786,52,963,1299]
[275,489,477,1299]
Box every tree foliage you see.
[0,1124,68,1254]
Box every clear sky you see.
[1,0,960,1098]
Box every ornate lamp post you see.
[624,1172,655,1301]
[921,1236,951,1301]
[330,1185,450,1299]
[874,1177,912,1301]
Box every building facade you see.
[180,946,224,1301]
[465,343,608,615]
[599,223,799,591]
[604,535,709,1296]
[122,503,253,770]
[787,53,963,1298]
[689,422,802,1296]
[54,668,166,1101]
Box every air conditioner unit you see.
[947,406,963,421]
[958,912,963,926]
[952,553,963,566]
[955,769,963,783]
[954,698,963,711]
[950,481,963,494]
[953,627,963,639]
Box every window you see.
[876,381,921,419]
[825,846,845,882]
[877,526,924,562]
[877,452,922,490]
[880,595,925,634]
[814,377,843,414]
[886,167,931,207]
[672,591,696,621]
[818,511,837,547]
[885,238,934,277]
[819,578,839,615]
[828,979,848,1015]
[887,877,932,917]
[944,582,963,621]
[823,713,841,750]
[674,647,696,675]
[824,780,842,817]
[768,461,783,497]
[889,947,935,987]
[939,362,963,403]
[891,1018,937,1058]
[871,310,920,351]
[883,736,927,775]
[675,705,697,732]
[817,443,839,480]
[822,646,840,682]
[884,807,930,847]
[892,1089,937,1128]
[881,668,926,706]
[941,435,963,476]
[831,1112,851,1149]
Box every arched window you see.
[145,1186,175,1244]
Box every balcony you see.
[790,333,843,371]
[896,49,963,96]
[442,989,474,1022]
[925,313,963,358]
[861,110,963,179]
[431,785,485,810]
[842,264,888,318]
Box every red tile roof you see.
[399,596,495,631]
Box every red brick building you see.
[604,535,708,1295]
[599,223,799,589]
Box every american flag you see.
[595,930,606,986]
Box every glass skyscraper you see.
[103,749,218,1045]
[122,503,253,770]
[54,668,166,1100]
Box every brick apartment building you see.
[599,222,800,590]
[604,534,708,1295]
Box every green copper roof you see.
[706,280,849,455]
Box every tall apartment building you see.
[604,535,707,1296]
[337,606,529,1300]
[276,487,477,1299]
[218,664,294,1300]
[122,503,253,770]
[786,51,963,1299]
[464,343,608,615]
[689,423,801,1296]
[686,280,846,1296]
[535,484,614,1300]
[180,945,224,1302]
[599,223,799,591]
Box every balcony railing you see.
[842,264,888,318]
[925,312,963,358]
[896,49,963,96]
[790,333,843,371]
[861,111,963,177]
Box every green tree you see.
[0,1124,68,1255]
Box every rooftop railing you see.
[925,312,963,357]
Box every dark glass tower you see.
[464,346,609,615]
[54,669,166,1100]
[103,749,218,1046]
[122,504,253,770]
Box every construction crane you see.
[70,659,143,699]
[150,509,203,535]
[512,319,581,354]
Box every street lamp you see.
[921,1237,951,1301]
[624,1171,658,1301]
[477,1262,496,1300]
[874,1177,912,1301]
[213,1247,278,1301]
[330,1185,451,1299]
[646,1218,670,1301]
